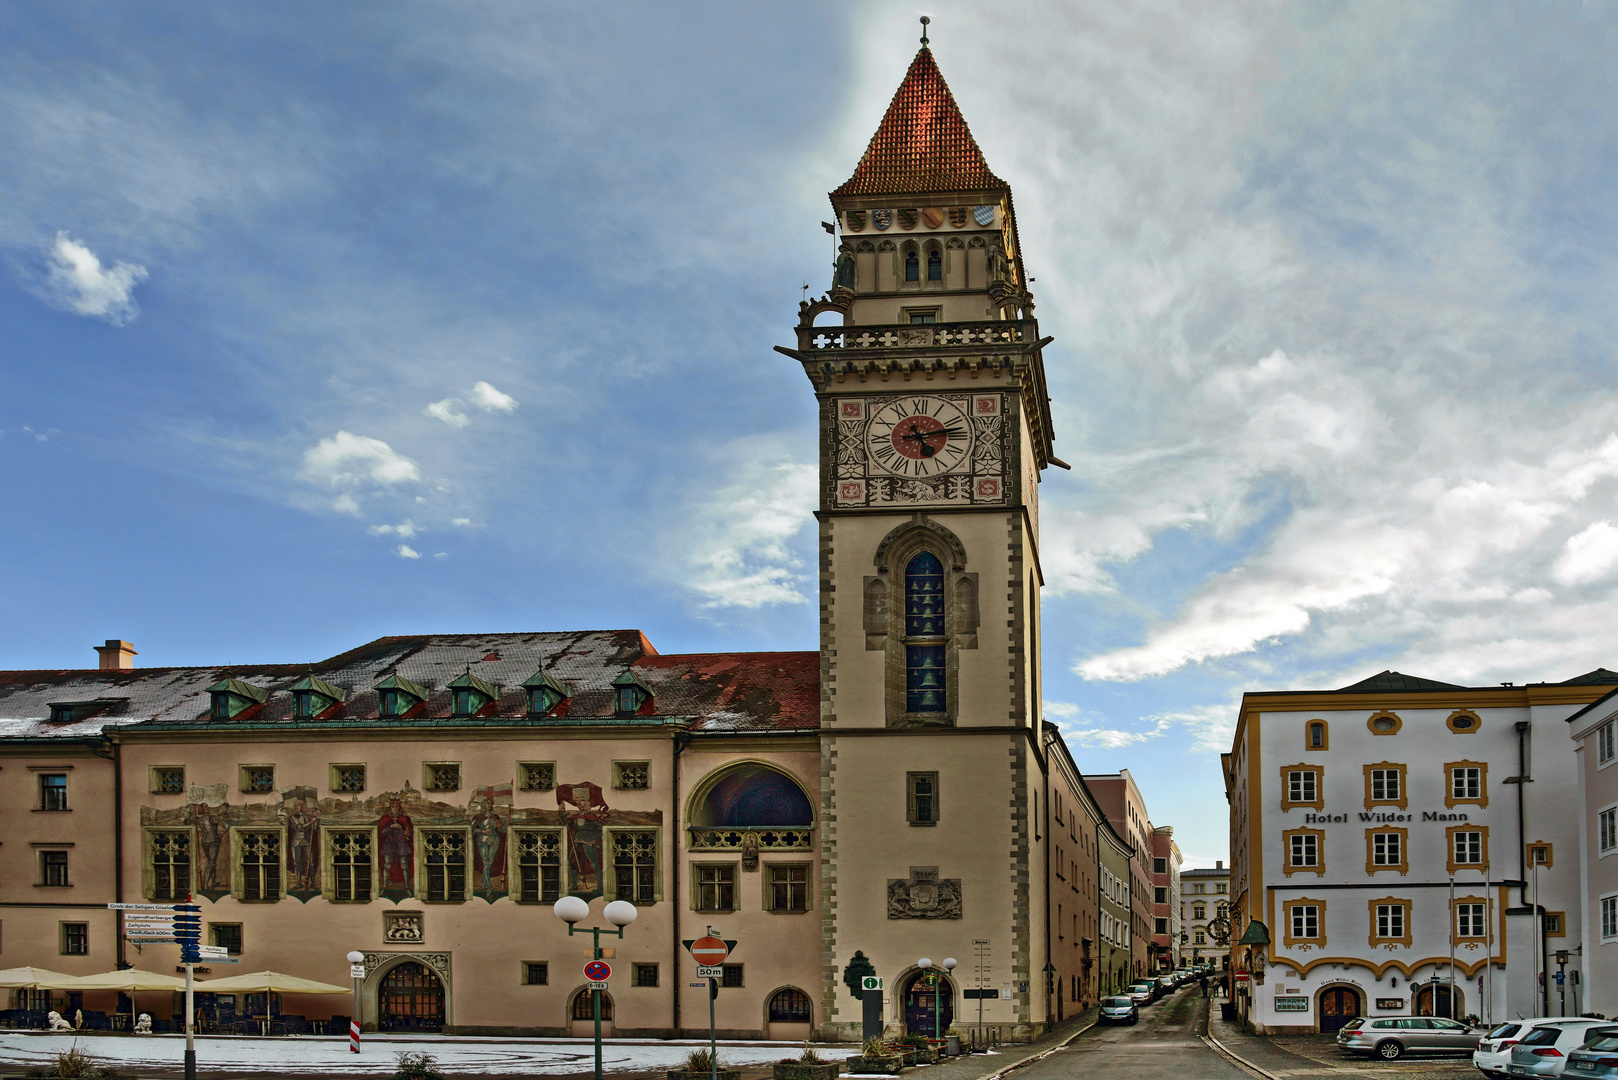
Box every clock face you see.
[867,397,973,478]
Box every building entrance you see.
[1318,987,1362,1033]
[1415,983,1462,1019]
[902,972,954,1037]
[378,962,444,1032]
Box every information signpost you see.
[109,902,203,1080]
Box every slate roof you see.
[0,631,819,738]
[1333,670,1468,693]
[832,47,1007,197]
[1558,668,1618,686]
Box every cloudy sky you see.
[4,1,1616,864]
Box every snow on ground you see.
[0,1032,860,1077]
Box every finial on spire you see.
[920,16,930,48]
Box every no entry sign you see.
[584,960,612,982]
[688,935,729,967]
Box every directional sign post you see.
[684,930,737,1080]
[112,902,202,1080]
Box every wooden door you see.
[903,974,954,1037]
[1318,987,1361,1033]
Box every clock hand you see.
[898,426,965,441]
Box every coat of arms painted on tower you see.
[872,209,892,230]
[897,208,918,230]
[922,207,944,229]
[972,205,995,226]
[845,211,866,232]
[949,207,968,227]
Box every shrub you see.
[25,1048,128,1078]
[798,1041,824,1064]
[683,1047,719,1073]
[861,1036,887,1058]
[391,1051,447,1080]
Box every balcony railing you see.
[802,320,1035,352]
[687,827,813,851]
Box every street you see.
[1015,990,1251,1080]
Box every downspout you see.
[1512,720,1550,1016]
[114,739,124,968]
[672,729,690,1038]
[1041,732,1052,1030]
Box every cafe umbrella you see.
[50,969,191,1032]
[192,971,351,1030]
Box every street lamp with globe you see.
[555,897,638,1080]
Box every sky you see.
[4,1,1617,867]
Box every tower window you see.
[904,252,920,282]
[927,250,942,281]
[904,551,946,714]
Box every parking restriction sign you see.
[584,960,612,982]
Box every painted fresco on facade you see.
[141,776,658,904]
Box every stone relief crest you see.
[888,866,962,920]
[383,911,424,944]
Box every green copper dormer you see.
[374,673,430,718]
[522,668,570,716]
[448,669,498,717]
[611,669,654,716]
[207,678,269,720]
[289,674,348,719]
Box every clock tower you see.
[777,40,1065,1038]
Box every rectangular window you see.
[1372,832,1402,866]
[613,762,650,790]
[152,767,186,794]
[40,851,70,887]
[1529,843,1553,867]
[149,830,191,901]
[331,764,366,794]
[768,864,809,912]
[518,762,555,792]
[695,865,736,911]
[210,923,243,955]
[330,831,373,902]
[1153,886,1167,904]
[1452,768,1481,800]
[634,963,659,987]
[612,830,657,904]
[1446,761,1489,808]
[1602,808,1618,855]
[523,961,548,985]
[1454,830,1483,865]
[39,774,68,812]
[1290,833,1318,867]
[239,831,282,901]
[1456,903,1486,939]
[1291,904,1319,940]
[516,830,563,903]
[240,766,275,794]
[1601,721,1616,766]
[907,772,939,825]
[1217,884,1227,893]
[60,923,88,956]
[1154,918,1168,935]
[1604,896,1618,941]
[423,830,467,902]
[721,964,743,988]
[1376,904,1404,939]
[1152,858,1168,875]
[1370,768,1401,802]
[424,763,461,793]
[1194,929,1206,944]
[1287,770,1316,803]
[1545,911,1564,935]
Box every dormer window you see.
[205,679,268,721]
[46,699,122,725]
[447,670,498,717]
[289,675,347,719]
[522,668,570,717]
[374,673,429,718]
[611,670,653,716]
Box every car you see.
[1477,1019,1592,1077]
[1098,995,1139,1025]
[1563,1027,1618,1078]
[1126,982,1153,1006]
[1141,977,1164,999]
[1507,1021,1618,1077]
[1336,1016,1480,1060]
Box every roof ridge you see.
[832,47,1007,198]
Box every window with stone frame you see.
[612,761,649,791]
[1446,760,1488,808]
[523,962,548,985]
[633,963,659,987]
[1601,721,1617,766]
[332,764,366,793]
[694,864,735,912]
[152,767,186,794]
[1364,763,1407,809]
[330,831,373,902]
[240,765,275,794]
[423,830,467,902]
[721,964,743,988]
[1367,829,1408,874]
[39,850,70,887]
[38,773,68,812]
[1369,897,1413,946]
[1283,828,1325,875]
[904,551,947,714]
[1454,901,1487,941]
[518,762,555,792]
[149,830,191,900]
[516,830,562,903]
[612,830,657,904]
[210,923,243,954]
[767,864,810,912]
[238,831,282,901]
[1280,764,1324,811]
[60,922,88,956]
[424,763,461,793]
[907,772,939,825]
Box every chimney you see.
[1216,860,1224,870]
[95,640,138,671]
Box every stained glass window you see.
[905,552,946,713]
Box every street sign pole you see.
[683,929,734,1080]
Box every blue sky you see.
[4,1,1617,866]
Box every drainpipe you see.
[672,729,690,1038]
[1511,720,1551,1017]
[114,740,124,968]
[1041,732,1052,1030]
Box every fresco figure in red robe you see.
[558,782,609,896]
[379,798,415,891]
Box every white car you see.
[1506,1020,1616,1077]
[1476,1019,1588,1077]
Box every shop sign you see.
[1274,996,1309,1012]
[1376,998,1405,1009]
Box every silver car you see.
[1564,1027,1618,1077]
[1508,1021,1618,1077]
[1098,995,1138,1025]
[1337,1016,1480,1060]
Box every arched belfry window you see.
[905,552,947,714]
[927,249,942,281]
[904,251,920,282]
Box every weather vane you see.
[801,281,811,302]
[920,16,930,47]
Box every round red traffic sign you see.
[584,960,612,982]
[690,935,729,966]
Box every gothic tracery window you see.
[904,551,947,713]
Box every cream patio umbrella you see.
[52,968,191,1032]
[193,971,351,1032]
[0,967,75,1019]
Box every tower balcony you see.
[796,319,1040,354]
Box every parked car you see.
[1126,982,1154,1006]
[1563,1027,1618,1078]
[1141,977,1164,1000]
[1507,1021,1618,1077]
[1098,996,1139,1025]
[1477,1019,1592,1077]
[1337,1016,1480,1060]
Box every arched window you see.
[691,765,813,828]
[905,251,920,282]
[572,990,613,1020]
[769,987,812,1022]
[927,250,942,281]
[905,552,947,713]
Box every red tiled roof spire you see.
[832,47,1008,198]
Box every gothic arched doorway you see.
[378,962,444,1032]
[1415,983,1462,1019]
[569,989,614,1037]
[902,971,954,1037]
[1318,986,1362,1033]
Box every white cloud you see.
[369,519,417,539]
[469,381,518,413]
[680,452,817,609]
[396,544,420,559]
[302,431,421,487]
[451,518,473,527]
[331,493,361,515]
[1554,521,1618,587]
[424,399,470,428]
[43,232,147,324]
[433,552,447,559]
